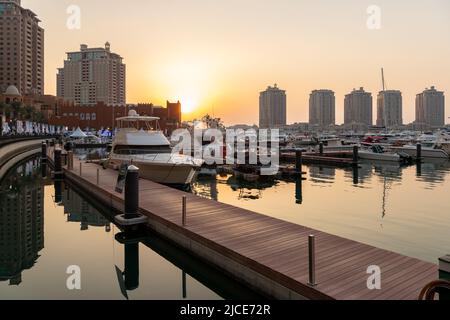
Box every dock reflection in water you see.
[0,156,262,300]
[191,160,450,264]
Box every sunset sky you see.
[23,0,450,125]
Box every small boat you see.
[106,110,204,185]
[313,137,357,152]
[391,142,449,160]
[358,145,402,162]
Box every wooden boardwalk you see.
[50,148,438,300]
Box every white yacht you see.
[391,142,449,159]
[106,111,204,185]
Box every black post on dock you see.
[353,145,359,166]
[319,142,324,155]
[416,143,423,177]
[41,142,47,163]
[308,235,316,286]
[182,271,187,299]
[295,150,303,175]
[54,148,63,180]
[416,143,422,162]
[125,165,139,219]
[41,161,47,178]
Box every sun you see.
[181,97,198,114]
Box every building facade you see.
[259,84,287,128]
[309,89,335,127]
[56,43,126,106]
[376,90,402,128]
[415,86,445,128]
[344,87,373,126]
[48,101,182,135]
[0,0,44,95]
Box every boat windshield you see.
[114,145,172,155]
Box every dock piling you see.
[125,165,139,219]
[182,196,187,226]
[115,165,148,228]
[353,146,359,165]
[41,142,47,163]
[295,151,303,175]
[308,235,316,286]
[67,151,73,170]
[54,149,63,179]
[417,143,422,161]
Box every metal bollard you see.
[308,235,316,286]
[97,168,100,185]
[79,162,82,176]
[124,165,139,219]
[182,196,187,226]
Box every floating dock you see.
[281,151,356,167]
[47,146,439,300]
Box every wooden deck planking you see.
[54,151,439,300]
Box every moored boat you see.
[106,110,204,185]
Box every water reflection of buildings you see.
[0,158,44,285]
[62,188,111,232]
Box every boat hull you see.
[391,147,449,159]
[358,151,401,162]
[108,158,198,185]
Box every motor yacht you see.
[106,110,204,185]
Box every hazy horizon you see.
[23,0,450,125]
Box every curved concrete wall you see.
[0,139,44,178]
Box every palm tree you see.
[11,101,21,120]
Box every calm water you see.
[192,160,450,264]
[2,154,449,299]
[0,156,261,300]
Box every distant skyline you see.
[23,0,450,125]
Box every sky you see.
[23,0,450,125]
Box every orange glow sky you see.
[23,0,450,125]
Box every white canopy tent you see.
[70,127,88,138]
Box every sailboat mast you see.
[381,68,387,129]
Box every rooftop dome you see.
[128,109,138,117]
[5,85,20,96]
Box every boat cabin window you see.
[114,145,172,155]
